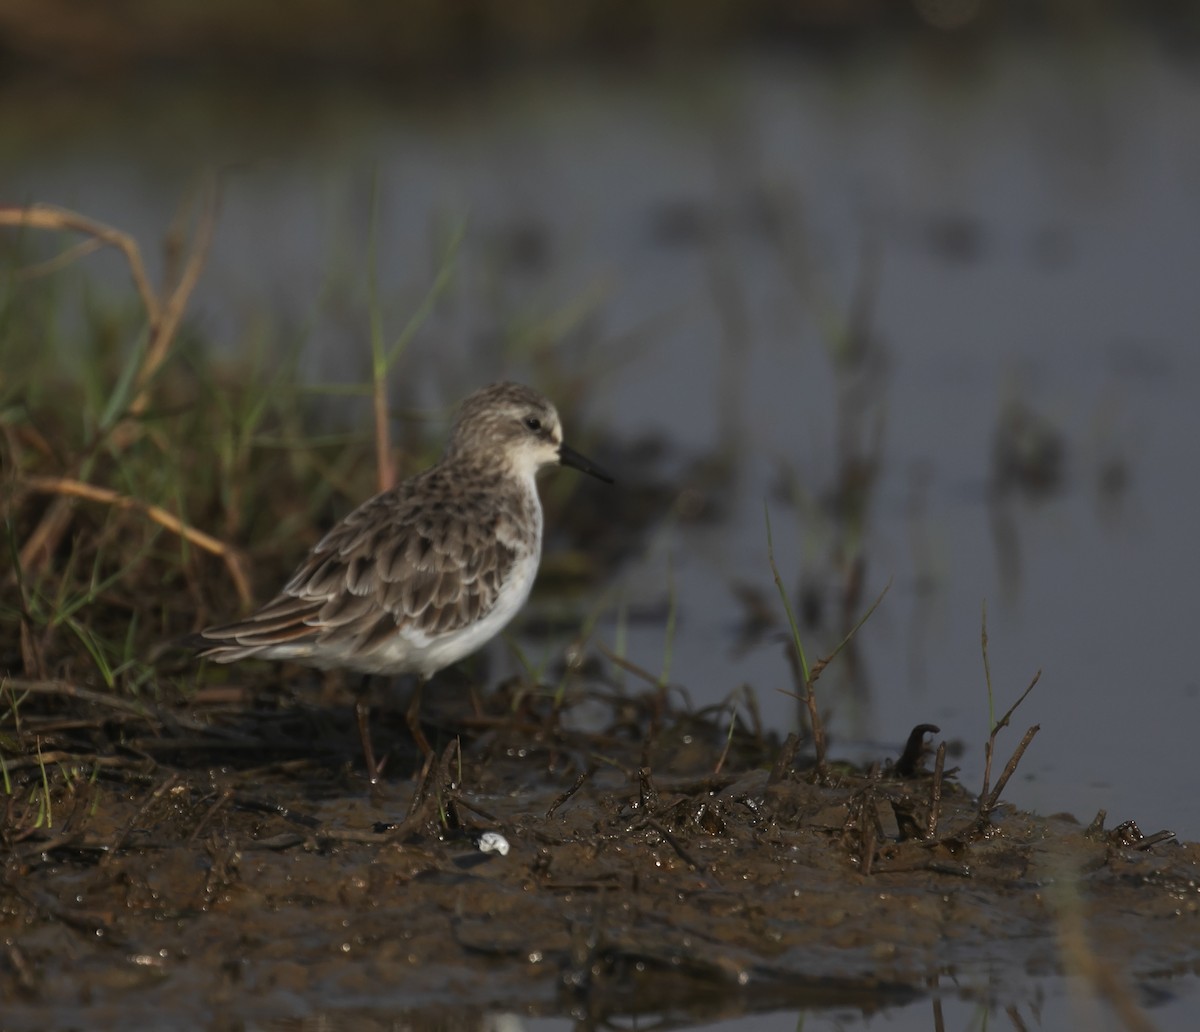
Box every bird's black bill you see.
[558,443,614,484]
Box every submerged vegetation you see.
[0,202,1193,1029]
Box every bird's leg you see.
[355,674,384,784]
[406,676,432,757]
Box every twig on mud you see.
[2,677,221,736]
[714,709,738,775]
[860,809,877,876]
[103,772,181,861]
[767,731,800,786]
[643,817,715,883]
[314,825,395,845]
[764,504,825,772]
[4,677,163,720]
[230,792,320,830]
[843,789,883,876]
[706,684,762,776]
[453,797,500,824]
[356,739,464,844]
[638,766,660,815]
[9,884,122,943]
[186,788,234,845]
[8,824,83,854]
[977,669,1042,816]
[767,500,892,777]
[546,769,591,819]
[0,751,141,776]
[121,730,273,753]
[926,740,946,839]
[788,579,892,757]
[3,941,37,995]
[17,475,252,606]
[1131,828,1177,851]
[980,724,1040,819]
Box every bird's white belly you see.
[367,546,542,677]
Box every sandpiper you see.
[199,381,613,779]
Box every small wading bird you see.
[198,382,613,780]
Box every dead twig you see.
[15,495,76,583]
[768,494,892,778]
[103,772,181,861]
[595,641,678,694]
[926,740,946,839]
[767,731,800,786]
[186,788,234,845]
[398,738,462,835]
[546,769,591,819]
[18,474,251,606]
[637,766,659,815]
[980,724,1040,818]
[978,669,1042,813]
[643,816,705,873]
[0,203,159,322]
[713,707,738,775]
[3,677,168,720]
[0,751,142,775]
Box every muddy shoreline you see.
[2,678,1196,1029]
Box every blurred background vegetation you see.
[2,0,1198,85]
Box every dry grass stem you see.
[15,495,75,577]
[978,669,1042,807]
[595,641,672,691]
[128,178,218,419]
[546,770,591,819]
[982,724,1040,816]
[3,190,218,586]
[15,237,106,279]
[103,772,182,861]
[926,740,946,839]
[372,386,393,493]
[0,203,160,322]
[2,678,217,735]
[19,474,251,607]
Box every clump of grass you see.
[764,502,888,778]
[0,196,457,836]
[0,194,617,803]
[0,198,401,703]
[974,602,1042,827]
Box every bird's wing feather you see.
[200,471,525,658]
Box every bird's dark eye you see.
[524,416,542,432]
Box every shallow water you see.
[6,24,1200,1029]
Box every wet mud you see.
[2,676,1197,1029]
